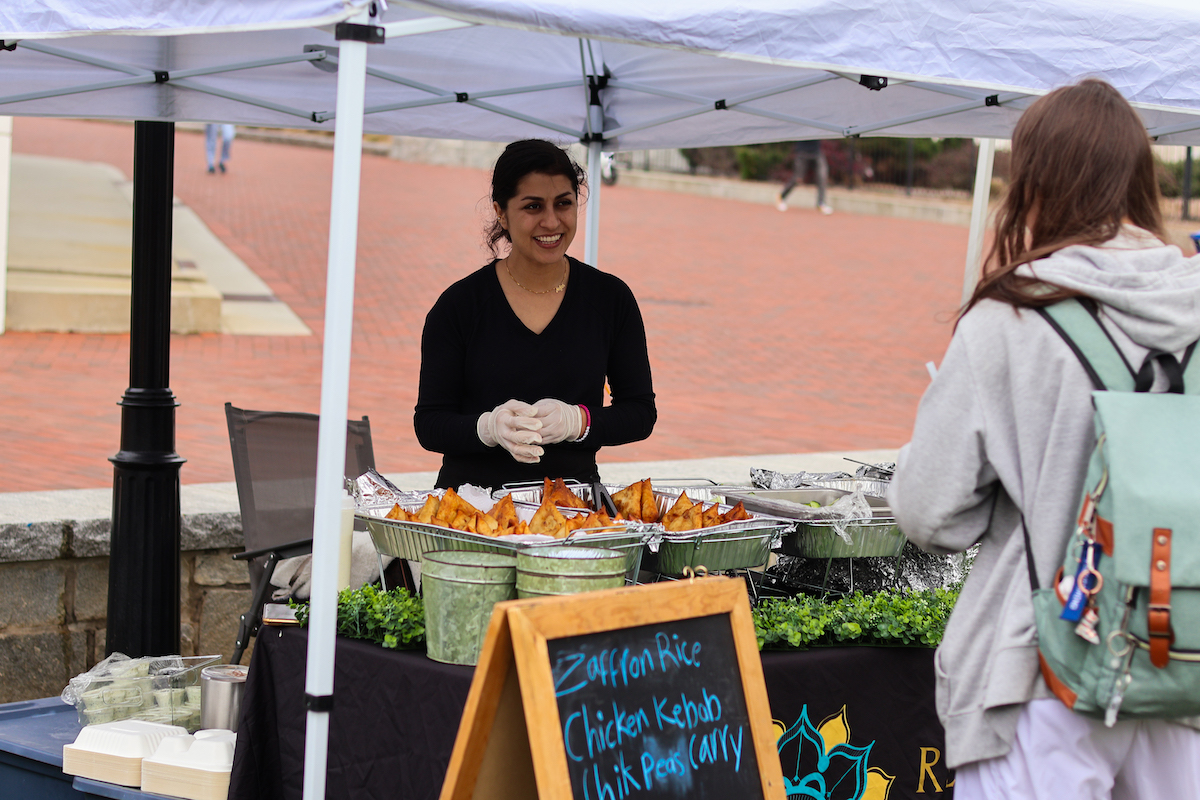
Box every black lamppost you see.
[105,120,185,657]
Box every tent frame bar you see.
[464,98,581,138]
[352,59,584,136]
[172,78,320,121]
[365,61,580,101]
[903,80,1007,102]
[1149,118,1200,139]
[606,72,852,139]
[604,70,1022,141]
[733,105,845,134]
[0,73,157,107]
[1,42,329,115]
[846,91,1025,136]
[20,40,145,74]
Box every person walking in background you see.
[205,123,235,174]
[777,140,832,214]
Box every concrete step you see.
[5,153,309,336]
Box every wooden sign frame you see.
[439,577,785,800]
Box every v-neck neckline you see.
[492,257,576,336]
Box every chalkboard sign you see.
[440,577,784,800]
[549,615,762,799]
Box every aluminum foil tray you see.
[656,525,780,575]
[360,508,655,581]
[494,483,785,576]
[650,491,790,575]
[721,488,892,521]
[721,488,903,558]
[784,520,906,559]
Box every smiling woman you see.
[413,139,657,491]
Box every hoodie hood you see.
[1017,226,1200,353]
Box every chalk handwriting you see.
[655,632,702,672]
[552,619,755,798]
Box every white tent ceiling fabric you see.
[2,0,1200,146]
[0,1,364,38]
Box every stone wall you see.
[0,506,248,704]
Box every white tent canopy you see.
[4,0,1200,147]
[4,2,1200,797]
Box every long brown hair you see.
[962,79,1164,317]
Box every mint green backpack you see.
[1029,299,1200,725]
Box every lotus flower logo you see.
[774,706,894,800]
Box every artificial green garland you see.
[752,588,958,650]
[293,584,956,652]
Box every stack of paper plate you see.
[62,718,187,786]
[141,729,237,800]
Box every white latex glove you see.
[531,398,584,445]
[476,400,544,463]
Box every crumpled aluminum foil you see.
[750,467,853,490]
[750,466,893,500]
[853,462,896,481]
[352,467,429,510]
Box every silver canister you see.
[200,664,248,731]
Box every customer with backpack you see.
[888,79,1200,798]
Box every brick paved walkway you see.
[2,118,967,491]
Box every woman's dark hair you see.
[961,78,1164,318]
[486,139,587,256]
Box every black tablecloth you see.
[230,629,951,800]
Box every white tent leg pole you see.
[584,140,602,266]
[0,116,12,334]
[302,12,370,800]
[962,138,996,306]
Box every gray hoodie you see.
[888,227,1200,769]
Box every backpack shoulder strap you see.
[1036,299,1136,392]
[1182,342,1200,395]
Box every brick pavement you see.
[1,118,967,491]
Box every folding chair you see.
[225,402,408,664]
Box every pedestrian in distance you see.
[888,78,1200,799]
[777,140,832,215]
[205,123,235,174]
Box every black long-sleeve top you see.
[414,257,656,490]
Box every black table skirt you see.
[230,629,951,800]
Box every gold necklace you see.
[505,258,568,294]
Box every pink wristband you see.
[573,404,591,442]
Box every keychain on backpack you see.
[1075,604,1101,644]
[1061,538,1103,633]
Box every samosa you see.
[719,501,752,524]
[610,480,644,521]
[528,496,569,538]
[640,479,659,523]
[488,494,519,529]
[548,478,589,509]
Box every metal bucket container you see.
[516,546,626,598]
[422,550,518,666]
[199,665,248,732]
